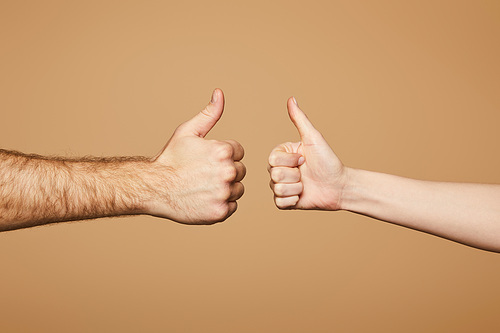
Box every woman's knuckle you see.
[272,169,283,182]
[268,153,278,166]
[274,184,284,196]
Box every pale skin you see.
[268,97,500,253]
[0,89,246,231]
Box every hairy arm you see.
[0,150,159,231]
[268,97,500,252]
[0,89,245,231]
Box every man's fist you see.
[268,97,347,211]
[145,89,246,224]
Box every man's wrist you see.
[136,157,176,219]
[112,158,160,216]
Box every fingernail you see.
[298,156,305,165]
[211,90,218,104]
[292,97,298,106]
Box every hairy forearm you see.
[341,168,500,252]
[0,149,162,231]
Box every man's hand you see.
[146,89,246,224]
[0,89,244,231]
[268,97,347,210]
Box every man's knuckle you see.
[212,204,229,221]
[216,143,233,160]
[224,165,237,181]
[224,187,232,200]
[215,185,231,200]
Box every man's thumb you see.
[287,97,321,142]
[178,89,224,138]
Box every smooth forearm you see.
[341,168,500,252]
[0,150,158,231]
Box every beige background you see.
[1,1,499,332]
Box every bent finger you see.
[234,162,246,182]
[226,201,238,219]
[270,167,301,183]
[272,182,303,197]
[228,182,245,201]
[274,195,299,209]
[268,149,304,168]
